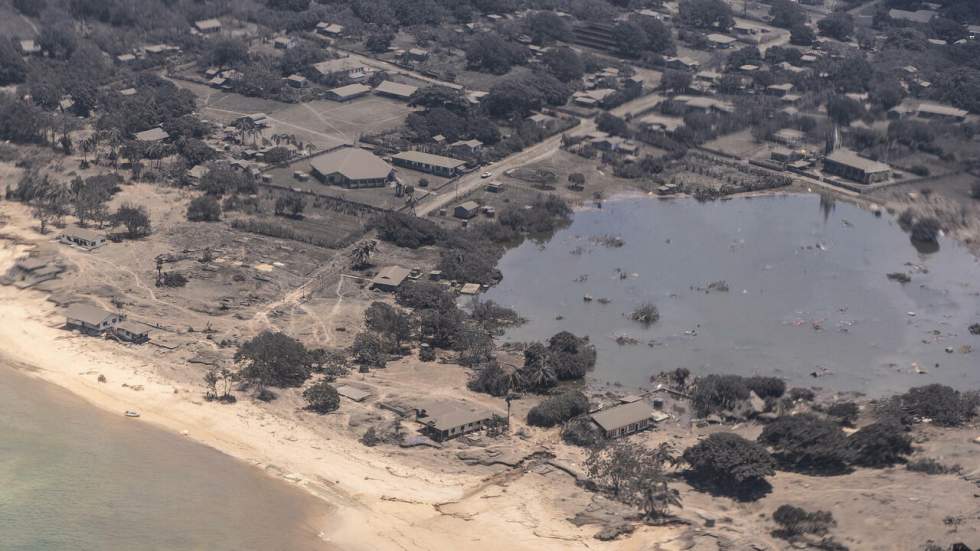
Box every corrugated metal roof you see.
[65,303,115,326]
[310,147,392,182]
[591,401,655,432]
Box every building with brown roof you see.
[371,265,411,292]
[417,401,495,442]
[310,147,394,188]
[325,83,372,102]
[373,80,419,101]
[823,149,891,184]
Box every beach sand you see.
[0,211,634,551]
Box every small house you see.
[454,201,480,219]
[65,303,120,334]
[134,127,170,143]
[325,83,371,102]
[406,48,429,62]
[372,265,411,292]
[706,33,737,49]
[19,40,41,55]
[373,80,418,101]
[316,22,345,37]
[590,400,657,439]
[449,139,483,156]
[335,385,373,402]
[195,18,222,34]
[417,401,495,442]
[113,320,150,344]
[61,227,107,250]
[285,74,308,88]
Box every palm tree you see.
[350,240,377,270]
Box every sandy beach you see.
[0,207,648,551]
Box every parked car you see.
[481,171,493,179]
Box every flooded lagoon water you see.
[484,194,980,395]
[0,364,332,551]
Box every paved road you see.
[416,119,598,216]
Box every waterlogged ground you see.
[484,194,980,395]
[0,365,331,551]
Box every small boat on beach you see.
[125,410,141,418]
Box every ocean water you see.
[483,194,980,395]
[0,364,333,551]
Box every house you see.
[313,58,374,82]
[406,48,429,62]
[591,136,638,154]
[61,227,107,250]
[325,83,371,102]
[119,87,138,97]
[373,80,418,101]
[285,74,308,88]
[527,113,556,129]
[766,83,794,97]
[449,139,483,156]
[335,385,373,402]
[316,22,345,37]
[914,102,968,122]
[823,149,891,184]
[19,40,41,55]
[65,303,120,334]
[113,320,150,344]
[134,127,170,143]
[770,146,803,163]
[235,113,269,128]
[465,91,488,105]
[143,44,178,56]
[773,128,805,147]
[272,36,294,50]
[417,401,495,442]
[195,18,222,34]
[664,56,700,70]
[675,96,734,114]
[590,400,657,439]
[454,201,480,219]
[310,146,393,188]
[637,113,684,133]
[695,70,722,84]
[372,265,411,292]
[572,88,617,108]
[391,151,466,177]
[117,53,137,64]
[706,33,738,49]
[888,8,936,24]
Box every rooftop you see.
[134,127,170,142]
[372,265,411,288]
[63,226,105,242]
[392,151,466,170]
[335,385,372,402]
[328,83,371,98]
[310,147,392,181]
[313,58,371,75]
[825,149,891,174]
[195,18,222,30]
[421,402,494,431]
[65,303,115,326]
[591,401,656,432]
[374,80,418,98]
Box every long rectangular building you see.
[823,149,891,185]
[391,151,466,177]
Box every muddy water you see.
[0,364,333,551]
[483,194,980,395]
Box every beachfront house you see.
[65,303,121,335]
[112,320,151,344]
[590,400,657,439]
[60,227,107,250]
[417,401,495,442]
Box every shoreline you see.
[0,220,609,551]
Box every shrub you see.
[970,323,980,335]
[846,420,911,467]
[186,195,221,222]
[772,505,836,539]
[562,415,606,447]
[527,390,590,427]
[691,374,751,417]
[758,414,852,474]
[906,458,961,475]
[789,387,815,402]
[910,217,941,243]
[629,302,660,325]
[682,432,775,500]
[303,380,340,414]
[822,401,860,426]
[910,165,930,177]
[745,376,786,399]
[371,212,446,248]
[887,384,977,427]
[467,362,517,397]
[546,331,596,380]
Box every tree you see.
[745,376,786,399]
[847,420,912,467]
[274,194,306,218]
[547,331,596,380]
[772,505,836,539]
[758,414,852,474]
[303,380,340,413]
[826,95,864,126]
[682,432,775,500]
[541,47,584,83]
[72,174,118,227]
[366,32,395,54]
[629,302,661,325]
[586,441,680,520]
[465,33,527,74]
[364,302,412,348]
[691,375,751,417]
[612,21,648,58]
[30,179,71,234]
[350,240,377,270]
[483,74,570,118]
[112,204,152,238]
[236,331,312,391]
[352,332,386,369]
[597,112,630,137]
[632,14,674,54]
[883,384,976,426]
[527,11,570,44]
[679,0,734,31]
[206,38,250,67]
[527,390,589,427]
[0,39,28,86]
[187,195,222,222]
[789,24,816,46]
[910,217,941,243]
[818,13,855,41]
[520,343,558,392]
